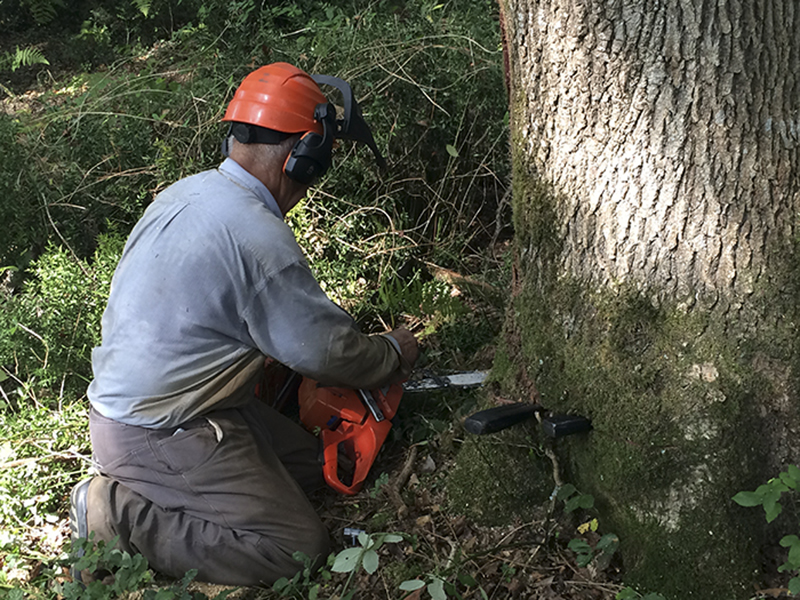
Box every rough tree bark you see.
[496,0,800,597]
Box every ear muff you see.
[283,132,330,185]
[283,103,336,185]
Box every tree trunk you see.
[498,0,800,596]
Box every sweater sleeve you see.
[242,259,409,389]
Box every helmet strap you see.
[230,122,293,145]
[221,122,294,157]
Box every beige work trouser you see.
[86,400,329,586]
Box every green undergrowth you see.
[1,235,123,400]
[0,0,511,593]
[0,402,90,572]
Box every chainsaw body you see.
[298,378,402,495]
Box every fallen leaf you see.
[416,515,432,527]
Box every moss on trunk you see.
[488,142,800,598]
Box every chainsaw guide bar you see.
[402,370,488,392]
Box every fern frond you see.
[133,0,152,17]
[11,46,50,72]
[21,0,62,25]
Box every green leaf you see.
[443,580,460,598]
[557,484,577,500]
[779,471,798,490]
[10,46,49,71]
[134,0,152,17]
[331,547,362,573]
[400,579,426,591]
[787,465,800,481]
[577,494,595,509]
[383,534,403,543]
[772,481,790,493]
[445,144,459,158]
[764,500,783,523]
[596,534,619,554]
[309,583,319,600]
[564,496,582,513]
[568,539,592,553]
[358,531,370,547]
[615,588,639,600]
[457,572,478,586]
[789,576,800,595]
[780,535,800,547]
[732,491,762,507]
[780,535,800,567]
[362,549,379,574]
[428,577,447,600]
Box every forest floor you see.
[181,442,626,600]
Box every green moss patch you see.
[490,133,800,597]
[446,422,552,525]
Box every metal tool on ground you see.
[463,402,592,438]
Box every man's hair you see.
[229,133,301,166]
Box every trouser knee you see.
[292,525,331,569]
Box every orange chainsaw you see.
[295,371,488,495]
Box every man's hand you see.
[386,328,419,369]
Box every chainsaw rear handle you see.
[463,403,542,435]
[298,379,403,495]
[464,403,592,438]
[320,418,393,495]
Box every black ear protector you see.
[283,102,336,185]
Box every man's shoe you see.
[69,478,92,583]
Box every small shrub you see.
[0,234,122,403]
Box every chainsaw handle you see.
[464,403,593,438]
[320,418,393,495]
[463,403,542,435]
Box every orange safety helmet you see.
[222,62,326,135]
[222,62,386,185]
